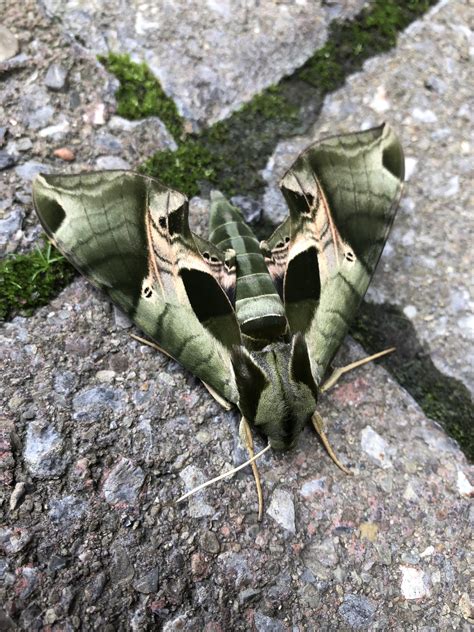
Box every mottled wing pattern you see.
[279,124,404,381]
[260,216,291,300]
[33,171,240,402]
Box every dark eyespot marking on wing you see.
[283,186,315,217]
[167,209,185,236]
[38,197,66,234]
[143,286,153,299]
[285,246,321,304]
[344,250,355,263]
[181,268,234,322]
[382,143,405,180]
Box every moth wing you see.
[33,170,240,403]
[279,123,404,380]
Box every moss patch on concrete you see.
[299,0,437,90]
[0,242,76,321]
[351,302,474,461]
[99,52,184,141]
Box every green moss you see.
[140,140,218,198]
[298,0,438,89]
[351,302,474,461]
[98,52,184,141]
[0,242,76,321]
[139,85,299,198]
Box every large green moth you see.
[33,123,404,515]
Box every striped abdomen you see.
[209,193,287,340]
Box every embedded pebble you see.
[0,151,16,170]
[9,482,27,511]
[217,551,252,588]
[24,421,66,478]
[49,495,87,524]
[0,527,32,554]
[411,107,438,123]
[360,425,394,469]
[15,160,52,181]
[103,458,145,505]
[0,26,19,63]
[253,611,286,632]
[44,63,68,90]
[339,594,376,629]
[456,470,473,498]
[95,155,131,170]
[53,147,75,161]
[38,119,71,139]
[0,207,24,255]
[403,305,417,319]
[267,488,296,533]
[133,567,159,594]
[72,386,126,421]
[178,465,214,518]
[400,565,430,600]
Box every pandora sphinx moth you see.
[33,124,404,460]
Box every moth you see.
[33,123,404,516]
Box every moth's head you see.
[231,334,319,450]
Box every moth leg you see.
[239,417,264,522]
[320,347,395,393]
[129,333,174,359]
[311,411,351,475]
[201,381,233,411]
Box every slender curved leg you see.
[130,333,233,410]
[311,411,352,475]
[239,417,264,522]
[320,347,395,393]
[130,333,173,358]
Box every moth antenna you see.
[176,444,271,505]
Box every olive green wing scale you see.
[278,123,404,381]
[33,171,240,403]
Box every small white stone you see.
[95,155,131,170]
[96,370,116,383]
[38,120,70,138]
[400,565,430,599]
[457,470,474,498]
[404,157,418,180]
[403,481,419,501]
[179,465,214,518]
[420,545,434,558]
[403,305,418,319]
[268,488,296,533]
[360,426,394,469]
[457,315,474,339]
[412,107,438,123]
[439,175,460,197]
[369,85,391,113]
[300,477,326,499]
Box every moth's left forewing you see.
[33,171,240,404]
[278,124,404,380]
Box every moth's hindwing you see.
[32,170,240,403]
